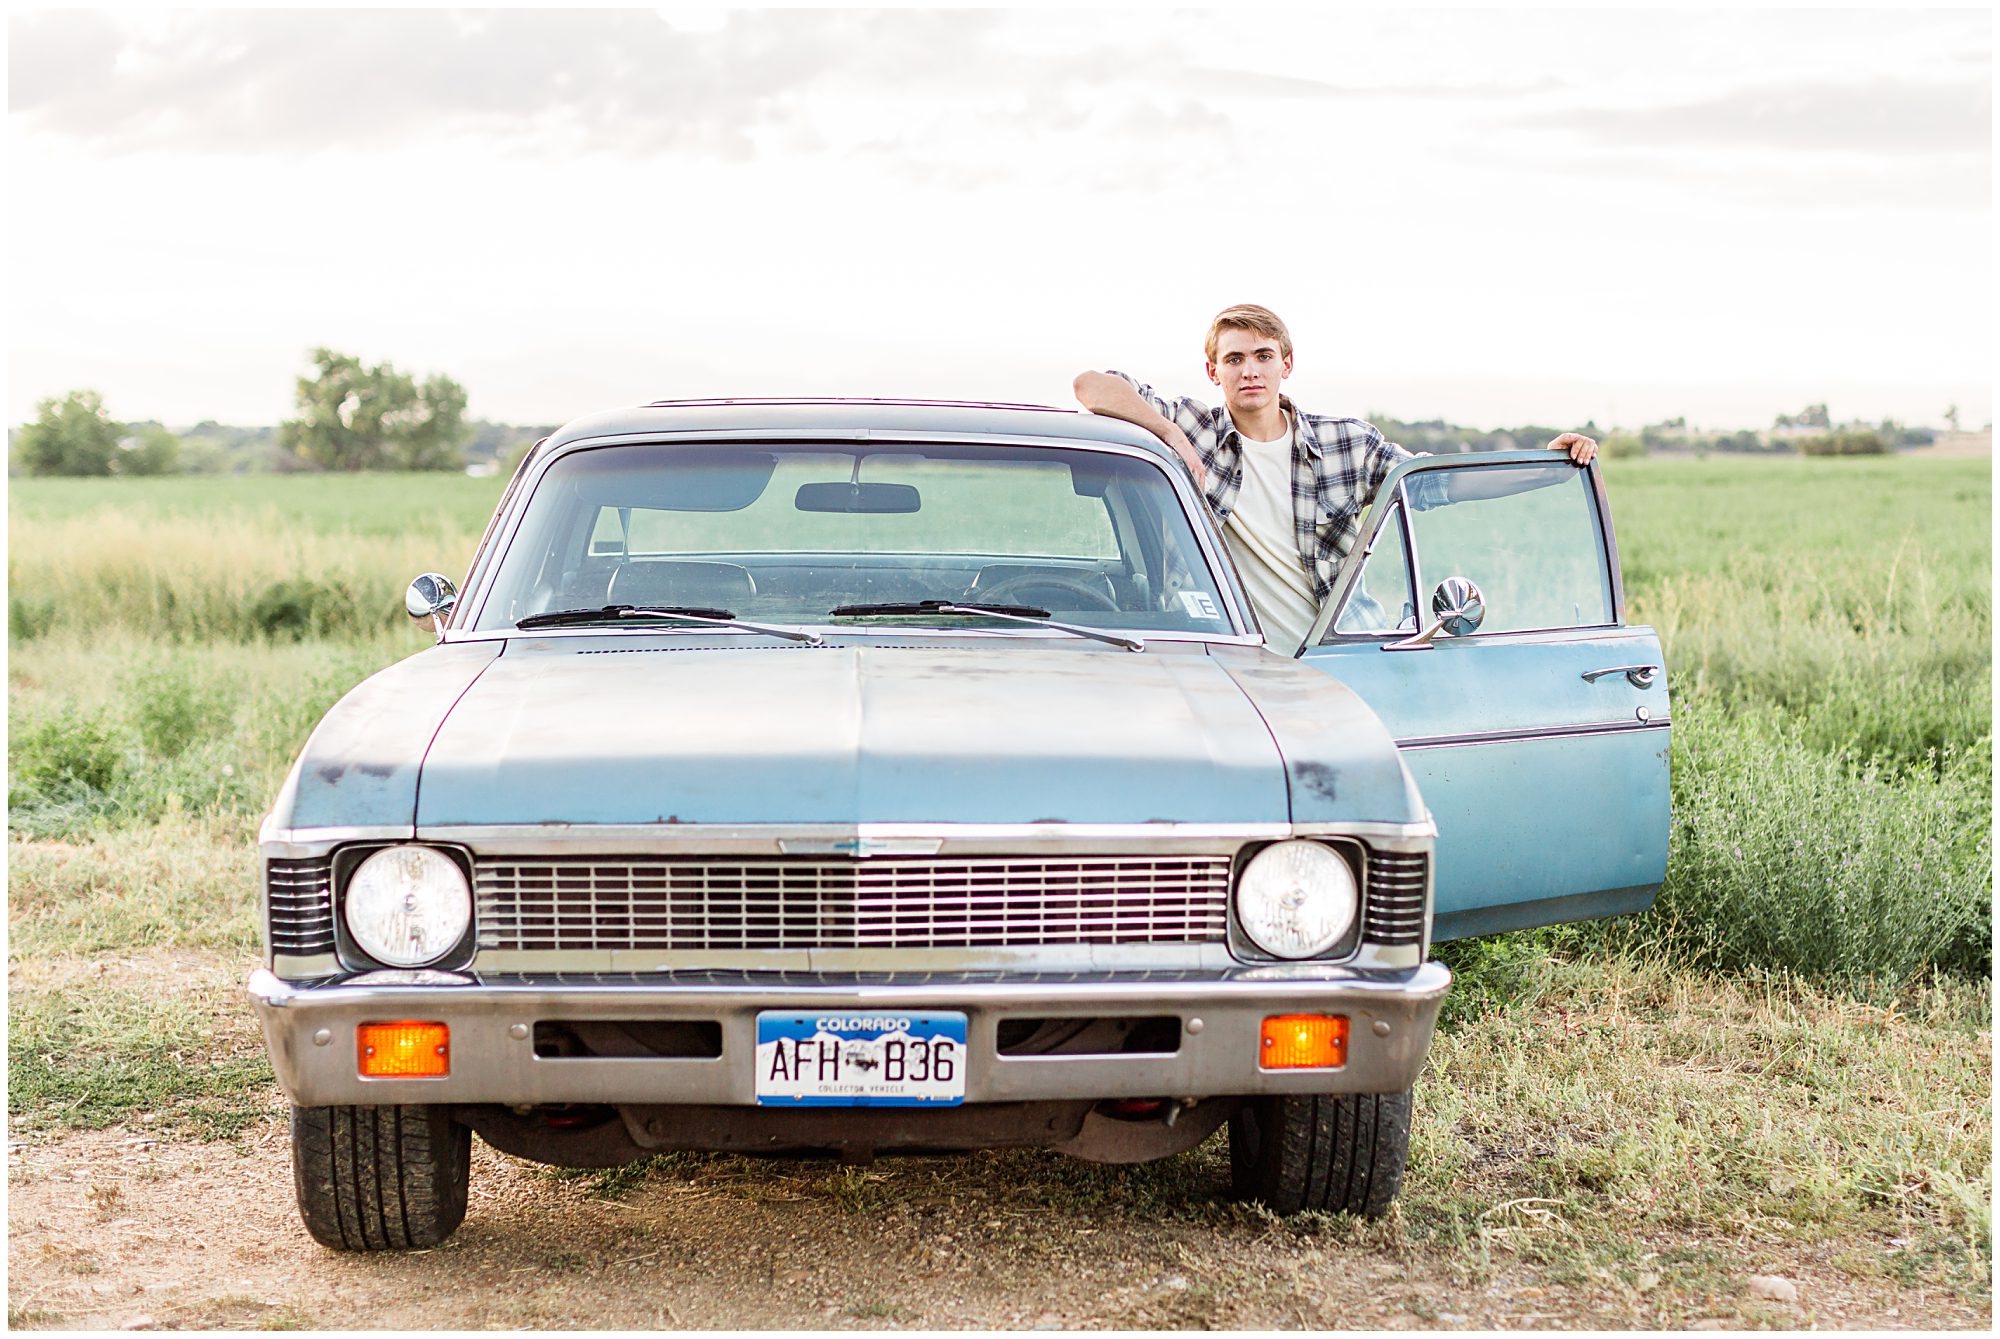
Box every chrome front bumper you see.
[248,963,1450,1109]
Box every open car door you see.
[1297,450,1669,940]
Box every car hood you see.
[267,636,1424,834]
[413,637,1293,827]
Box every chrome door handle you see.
[1582,664,1659,688]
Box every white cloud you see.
[1513,77,1990,156]
[5,8,1990,431]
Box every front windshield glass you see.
[471,441,1236,635]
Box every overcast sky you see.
[7,6,1992,431]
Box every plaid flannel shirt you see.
[1107,371,1429,603]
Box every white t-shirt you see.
[1220,416,1320,655]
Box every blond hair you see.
[1205,304,1293,363]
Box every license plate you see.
[754,1011,967,1107]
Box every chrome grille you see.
[1364,850,1429,946]
[474,857,1232,953]
[267,857,335,955]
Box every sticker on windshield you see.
[1178,592,1221,620]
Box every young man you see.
[1074,304,1598,654]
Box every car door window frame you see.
[1302,451,1627,652]
[1326,498,1418,640]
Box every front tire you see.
[1228,1090,1412,1217]
[291,1104,471,1250]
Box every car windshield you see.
[470,441,1236,635]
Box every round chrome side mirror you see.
[1431,576,1485,638]
[1387,575,1485,650]
[406,572,458,639]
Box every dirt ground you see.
[7,1123,1988,1331]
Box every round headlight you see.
[345,846,472,967]
[1236,841,1359,959]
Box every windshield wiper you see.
[831,600,1051,619]
[826,600,1145,652]
[515,605,823,645]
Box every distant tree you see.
[279,348,470,471]
[13,390,123,476]
[1874,418,1932,450]
[118,425,181,475]
[176,436,232,474]
[1601,432,1648,459]
[1944,403,1961,432]
[1775,403,1832,431]
[1797,428,1886,456]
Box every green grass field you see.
[7,454,1992,1306]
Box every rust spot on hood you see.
[1292,762,1338,802]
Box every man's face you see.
[1207,327,1292,419]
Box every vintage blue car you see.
[248,398,1669,1249]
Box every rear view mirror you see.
[1069,461,1114,498]
[795,482,921,514]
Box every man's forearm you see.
[1073,372,1205,481]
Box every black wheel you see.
[1227,1090,1412,1217]
[291,1104,471,1250]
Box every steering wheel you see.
[968,572,1121,613]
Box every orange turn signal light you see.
[1260,1014,1348,1070]
[357,1021,450,1078]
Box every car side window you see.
[1329,504,1416,637]
[1406,463,1611,633]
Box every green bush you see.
[8,593,57,642]
[1629,702,1990,986]
[1797,428,1888,456]
[1600,432,1648,459]
[247,577,362,640]
[125,661,236,758]
[9,706,123,798]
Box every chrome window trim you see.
[446,436,546,633]
[451,430,1256,642]
[1319,498,1418,645]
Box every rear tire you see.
[291,1104,471,1250]
[1227,1090,1412,1217]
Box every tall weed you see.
[1527,701,1994,989]
[1649,703,1990,984]
[8,706,123,798]
[125,660,237,758]
[6,507,482,643]
[1618,456,1990,765]
[7,632,413,839]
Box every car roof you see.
[541,397,1179,463]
